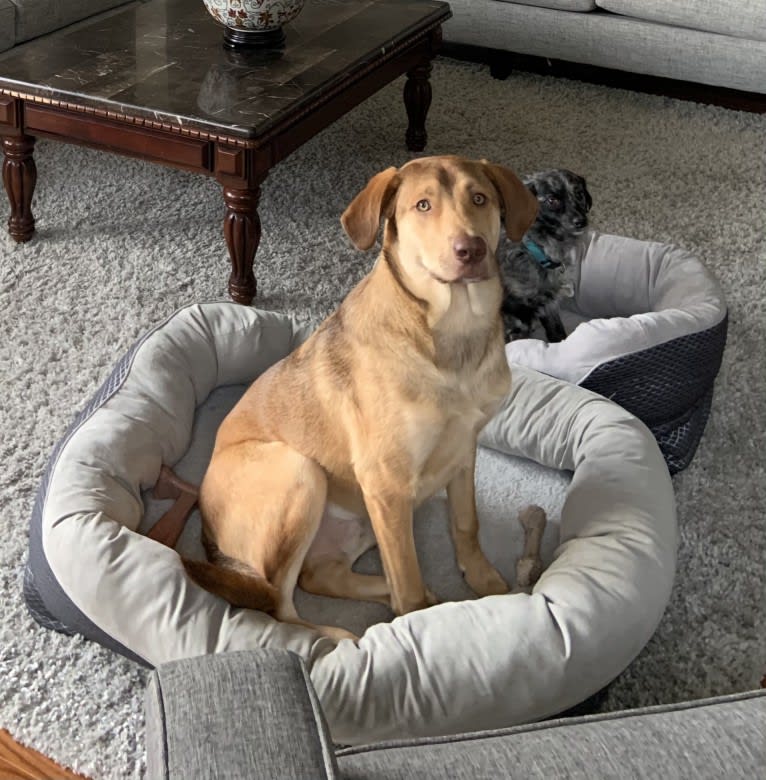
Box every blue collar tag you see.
[522,237,562,270]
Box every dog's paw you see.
[393,588,440,616]
[424,587,440,607]
[464,557,510,597]
[318,624,359,644]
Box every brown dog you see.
[184,155,538,641]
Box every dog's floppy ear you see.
[482,162,539,241]
[583,178,593,211]
[341,167,400,250]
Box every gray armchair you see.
[145,649,766,779]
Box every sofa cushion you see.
[495,0,596,12]
[443,2,766,93]
[336,690,766,779]
[596,0,766,43]
[9,0,132,44]
[0,0,14,52]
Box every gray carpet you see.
[1,58,764,778]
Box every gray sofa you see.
[0,0,131,53]
[145,649,766,779]
[444,0,766,95]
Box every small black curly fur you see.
[498,169,592,343]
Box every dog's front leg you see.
[539,304,567,343]
[363,491,434,616]
[448,451,509,597]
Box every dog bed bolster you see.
[25,302,677,745]
[507,231,727,472]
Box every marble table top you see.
[0,0,450,139]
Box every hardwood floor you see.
[0,730,88,780]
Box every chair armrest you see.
[145,648,338,779]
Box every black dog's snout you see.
[573,217,586,229]
[453,235,487,265]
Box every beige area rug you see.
[1,58,764,778]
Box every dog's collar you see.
[522,237,562,270]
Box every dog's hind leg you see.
[198,441,356,642]
[300,510,391,606]
[299,558,391,606]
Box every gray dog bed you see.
[24,302,677,744]
[507,231,727,474]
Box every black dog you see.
[498,169,592,342]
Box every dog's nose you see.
[453,235,487,265]
[573,217,586,229]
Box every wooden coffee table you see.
[0,0,451,303]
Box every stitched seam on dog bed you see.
[24,331,155,657]
[28,302,306,664]
[27,303,211,659]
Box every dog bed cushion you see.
[508,231,727,474]
[25,302,676,744]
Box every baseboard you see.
[440,42,766,114]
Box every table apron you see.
[18,104,214,174]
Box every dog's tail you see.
[182,556,280,615]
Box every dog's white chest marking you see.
[411,299,509,503]
[433,288,509,407]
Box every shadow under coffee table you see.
[0,0,451,303]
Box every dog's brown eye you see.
[416,199,431,212]
[472,193,487,206]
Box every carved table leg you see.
[222,184,261,304]
[2,135,37,242]
[404,61,433,152]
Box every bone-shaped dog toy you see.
[513,504,547,593]
[146,466,199,548]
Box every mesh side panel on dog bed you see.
[580,315,728,473]
[507,231,727,474]
[25,302,676,745]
